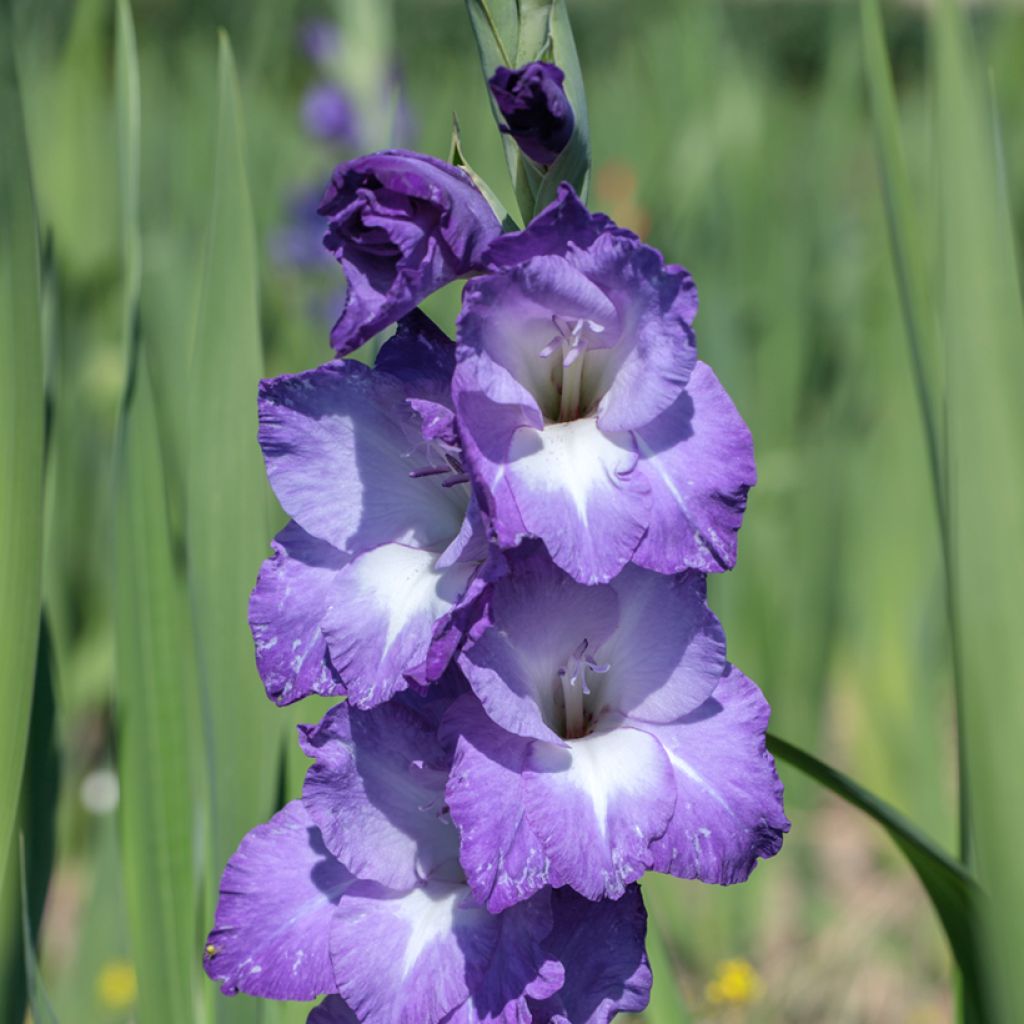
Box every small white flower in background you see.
[80,767,120,815]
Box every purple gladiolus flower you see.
[489,62,575,166]
[303,83,361,145]
[443,546,788,911]
[204,688,652,1024]
[250,313,499,710]
[453,184,755,584]
[318,150,502,354]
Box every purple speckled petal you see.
[503,417,647,585]
[444,694,561,912]
[258,360,466,555]
[249,521,348,706]
[318,150,501,353]
[331,881,559,1024]
[307,997,359,1024]
[446,705,675,904]
[322,541,477,708]
[632,360,756,574]
[204,801,352,1000]
[646,665,789,884]
[330,879,490,1024]
[521,725,675,901]
[529,885,651,1024]
[458,549,619,744]
[299,700,459,891]
[592,566,726,724]
[450,349,537,550]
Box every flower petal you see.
[523,725,675,900]
[448,691,675,905]
[529,885,651,1024]
[249,521,348,706]
[632,361,756,574]
[323,541,477,708]
[645,665,789,884]
[451,349,538,550]
[299,700,459,892]
[204,801,352,1001]
[574,233,697,434]
[593,566,726,724]
[307,997,360,1024]
[504,418,648,585]
[484,184,623,270]
[444,694,562,912]
[330,881,559,1024]
[329,881,494,1024]
[258,360,465,554]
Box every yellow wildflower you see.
[96,959,137,1011]
[705,958,762,1006]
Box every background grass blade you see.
[641,916,693,1024]
[113,7,198,1020]
[859,0,944,507]
[116,0,141,378]
[115,349,199,1024]
[187,32,279,1021]
[19,835,61,1024]
[933,2,1024,1020]
[1,620,58,1024]
[768,733,986,1020]
[0,3,45,890]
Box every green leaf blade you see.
[933,2,1024,1019]
[0,7,45,891]
[767,733,987,1020]
[186,36,279,1022]
[115,353,199,1024]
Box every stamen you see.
[441,473,470,488]
[558,637,611,738]
[408,465,450,478]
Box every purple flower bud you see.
[317,150,502,353]
[488,61,575,166]
[301,83,360,146]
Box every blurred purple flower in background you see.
[489,61,575,165]
[302,83,361,146]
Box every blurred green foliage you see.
[3,0,1023,1021]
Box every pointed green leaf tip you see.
[0,8,45,890]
